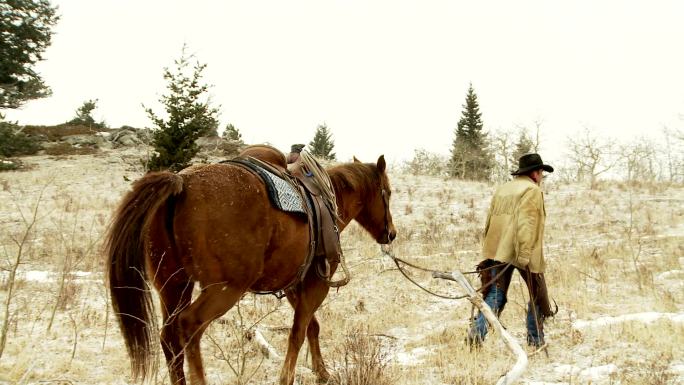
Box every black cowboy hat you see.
[290,143,305,153]
[511,153,554,175]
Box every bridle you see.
[380,186,392,242]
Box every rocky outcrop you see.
[61,134,110,148]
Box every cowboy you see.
[467,153,556,348]
[287,143,306,164]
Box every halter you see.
[381,187,392,241]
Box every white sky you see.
[5,0,684,165]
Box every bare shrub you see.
[0,185,47,359]
[330,326,393,385]
[619,352,674,385]
[403,149,448,176]
[206,299,281,385]
[566,127,619,188]
[0,158,23,171]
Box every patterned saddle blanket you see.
[223,157,306,215]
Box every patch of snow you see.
[670,364,684,374]
[525,382,569,385]
[554,364,581,377]
[579,364,618,381]
[395,347,428,366]
[554,364,618,383]
[1,270,97,283]
[72,271,93,278]
[24,270,50,282]
[656,270,684,281]
[572,312,684,330]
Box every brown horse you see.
[105,154,396,385]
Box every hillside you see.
[0,147,682,384]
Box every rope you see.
[390,254,469,300]
[381,246,512,300]
[299,151,340,221]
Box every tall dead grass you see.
[0,154,682,384]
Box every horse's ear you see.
[353,156,361,163]
[377,155,386,173]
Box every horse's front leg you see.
[280,279,330,385]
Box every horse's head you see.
[353,155,397,244]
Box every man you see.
[468,153,556,348]
[287,143,305,164]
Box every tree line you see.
[2,0,683,183]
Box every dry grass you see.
[44,142,99,156]
[0,148,682,384]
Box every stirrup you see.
[317,259,331,278]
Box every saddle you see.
[288,159,342,273]
[221,155,342,293]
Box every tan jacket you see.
[482,176,547,273]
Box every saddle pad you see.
[260,166,306,214]
[223,158,306,215]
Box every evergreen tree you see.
[145,48,219,172]
[449,83,492,180]
[0,121,40,157]
[222,123,243,143]
[67,99,105,128]
[308,123,336,160]
[0,0,60,110]
[511,128,534,167]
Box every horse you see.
[105,152,397,385]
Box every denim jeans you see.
[526,301,544,346]
[469,266,545,346]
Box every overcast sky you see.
[5,0,684,165]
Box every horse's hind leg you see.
[306,315,330,381]
[178,284,245,385]
[281,280,330,385]
[158,281,194,385]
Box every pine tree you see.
[222,123,242,143]
[0,0,59,110]
[67,99,105,128]
[145,47,219,172]
[511,128,534,167]
[449,83,492,180]
[308,123,336,160]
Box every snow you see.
[395,347,429,366]
[579,364,618,381]
[24,270,50,282]
[1,270,96,283]
[524,382,569,385]
[553,364,617,383]
[656,269,684,281]
[572,312,684,330]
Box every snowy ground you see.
[0,148,682,384]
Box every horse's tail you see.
[105,171,184,381]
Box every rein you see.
[380,245,512,300]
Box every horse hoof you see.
[316,371,331,384]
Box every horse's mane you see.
[327,162,379,200]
